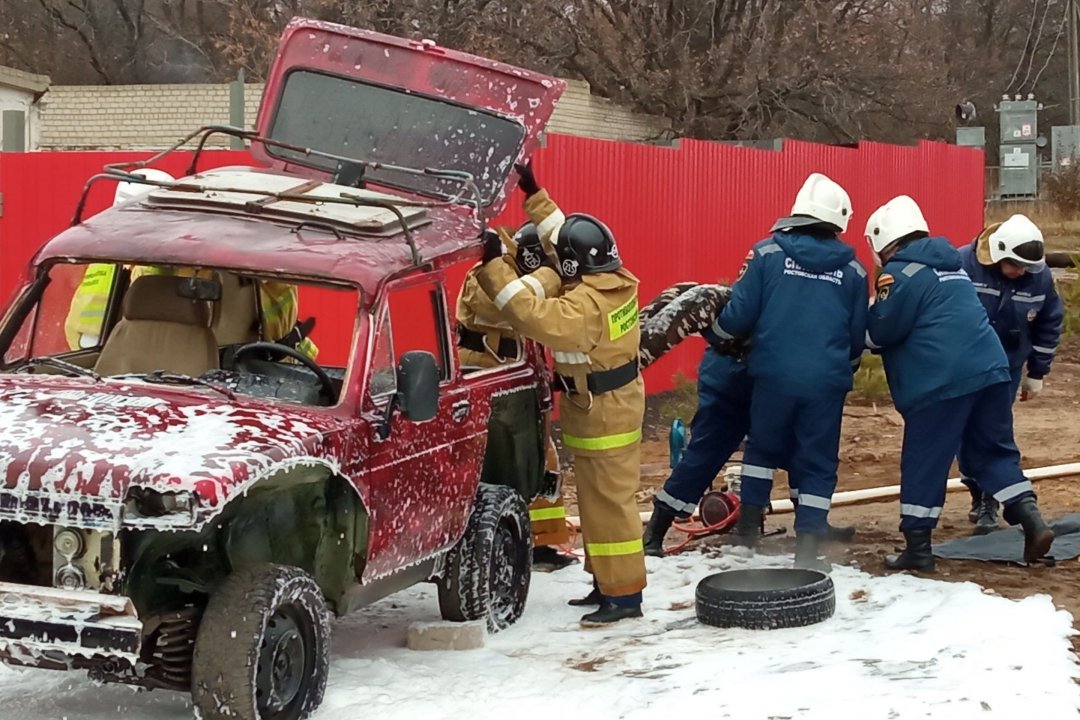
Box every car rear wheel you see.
[437,483,532,631]
[192,564,331,720]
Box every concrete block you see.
[406,620,487,651]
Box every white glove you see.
[1020,375,1043,401]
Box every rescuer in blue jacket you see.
[642,332,857,556]
[864,195,1054,572]
[709,173,868,572]
[957,214,1064,534]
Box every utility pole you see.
[1070,0,1080,125]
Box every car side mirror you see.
[396,350,439,422]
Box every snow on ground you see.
[1,550,1078,720]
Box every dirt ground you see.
[559,360,1080,650]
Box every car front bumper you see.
[0,581,142,669]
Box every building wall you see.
[0,86,41,151]
[37,78,668,150]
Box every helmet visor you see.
[1010,239,1045,266]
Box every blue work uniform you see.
[711,229,868,535]
[653,349,751,517]
[960,239,1064,396]
[958,239,1064,495]
[866,237,1035,531]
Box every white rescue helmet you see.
[864,195,929,266]
[988,214,1045,271]
[113,168,175,207]
[772,172,853,233]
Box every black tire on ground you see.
[191,564,331,720]
[437,483,532,632]
[695,568,835,630]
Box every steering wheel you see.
[231,341,338,404]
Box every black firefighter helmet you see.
[555,214,621,278]
[513,221,546,273]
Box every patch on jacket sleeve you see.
[875,273,895,302]
[737,250,754,280]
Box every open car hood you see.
[253,18,565,219]
[0,376,346,530]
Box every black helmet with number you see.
[512,221,546,273]
[555,214,621,278]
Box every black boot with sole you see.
[643,504,677,557]
[579,602,643,627]
[884,529,935,572]
[972,494,1000,536]
[730,503,764,549]
[1004,497,1055,564]
[793,533,831,573]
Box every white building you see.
[0,65,50,150]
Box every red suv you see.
[0,18,563,720]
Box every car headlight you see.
[54,528,85,561]
[126,488,196,518]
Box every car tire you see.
[437,483,532,631]
[191,564,331,720]
[695,568,835,630]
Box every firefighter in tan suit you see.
[455,224,576,570]
[477,164,646,626]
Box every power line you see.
[1018,0,1054,91]
[1007,0,1042,93]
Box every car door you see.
[360,273,484,580]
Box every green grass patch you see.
[658,371,698,429]
[850,352,892,405]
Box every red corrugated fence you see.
[0,135,984,392]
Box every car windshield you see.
[1,262,359,408]
[266,70,525,205]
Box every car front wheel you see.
[192,564,331,720]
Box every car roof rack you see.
[71,125,490,267]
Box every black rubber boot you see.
[568,580,603,607]
[792,497,854,543]
[1005,497,1055,564]
[533,545,580,571]
[884,529,935,572]
[972,494,1000,536]
[580,602,643,627]
[793,533,831,573]
[643,505,677,557]
[966,484,981,523]
[731,504,764,549]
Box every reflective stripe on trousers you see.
[563,428,642,452]
[585,539,644,556]
[529,497,569,546]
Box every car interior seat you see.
[94,274,220,376]
[211,272,261,346]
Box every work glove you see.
[514,160,540,197]
[1020,375,1043,401]
[480,228,504,264]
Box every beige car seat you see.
[211,272,261,346]
[94,275,219,377]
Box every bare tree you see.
[0,0,1072,148]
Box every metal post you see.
[229,68,246,149]
[1070,0,1080,126]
